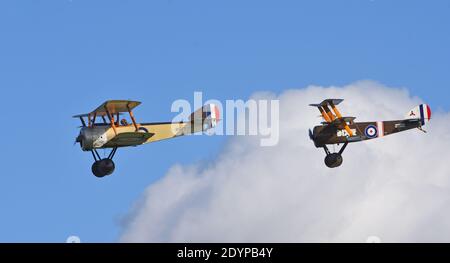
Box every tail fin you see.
[189,103,220,131]
[405,104,431,126]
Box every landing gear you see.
[90,147,117,177]
[324,153,343,168]
[323,142,348,168]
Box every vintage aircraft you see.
[74,100,220,177]
[309,99,431,168]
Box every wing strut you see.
[127,105,139,131]
[105,107,118,135]
[329,101,354,137]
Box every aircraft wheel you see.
[324,153,343,168]
[91,159,115,177]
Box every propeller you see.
[74,134,82,146]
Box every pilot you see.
[120,119,128,126]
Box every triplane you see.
[74,100,220,177]
[309,99,431,168]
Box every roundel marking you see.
[365,125,378,138]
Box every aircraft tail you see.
[405,104,431,126]
[189,103,221,130]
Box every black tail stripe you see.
[419,104,425,126]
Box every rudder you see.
[405,104,431,126]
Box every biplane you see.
[74,100,220,177]
[309,99,431,168]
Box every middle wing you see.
[104,132,155,147]
[322,117,357,129]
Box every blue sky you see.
[0,0,449,242]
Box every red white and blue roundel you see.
[365,125,378,138]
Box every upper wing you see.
[73,100,141,118]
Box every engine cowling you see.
[76,127,109,151]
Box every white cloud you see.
[119,80,450,243]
